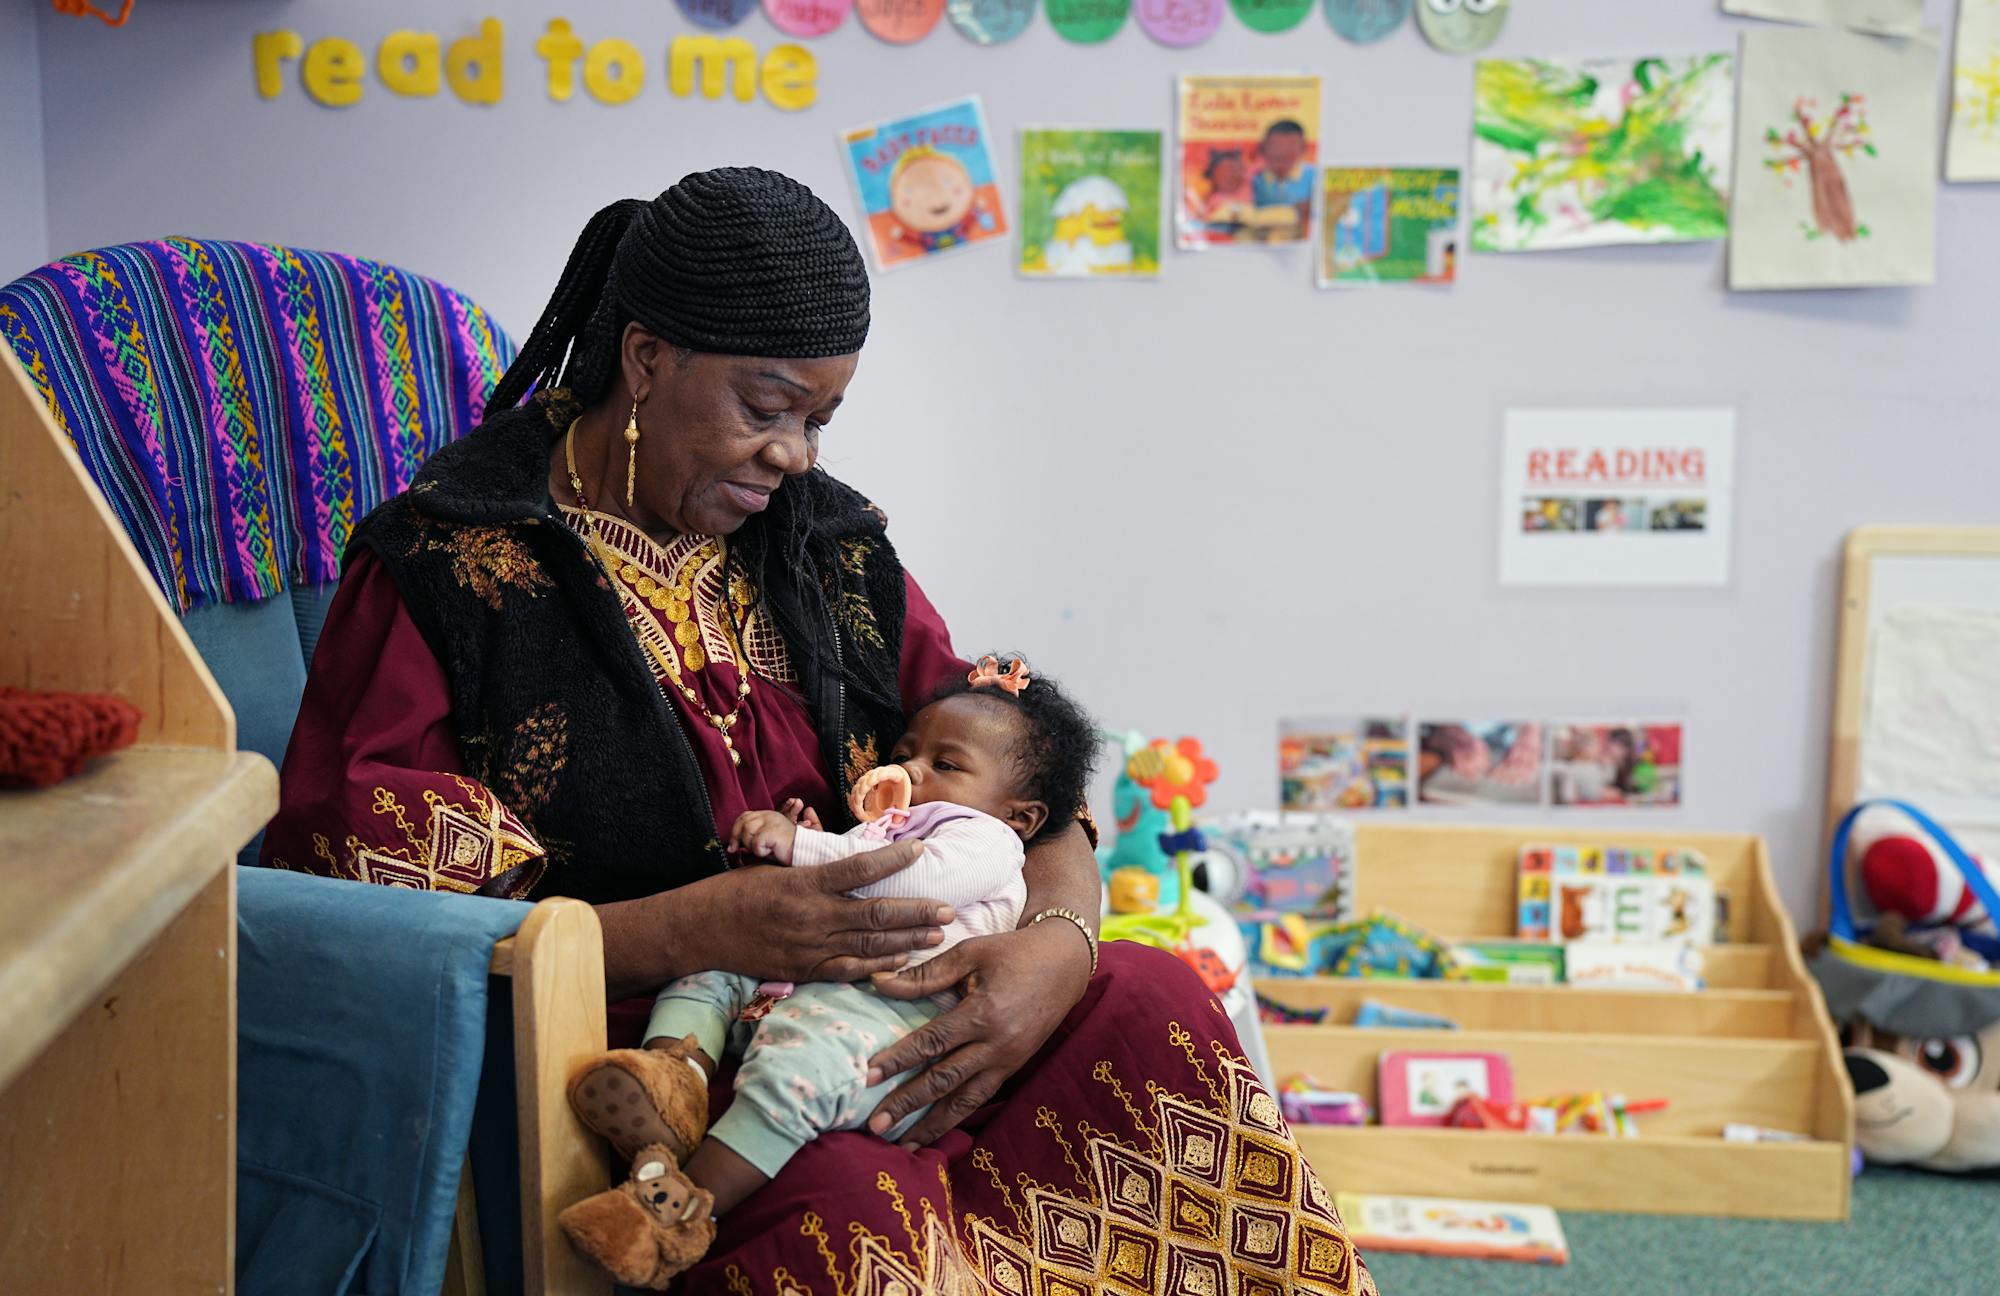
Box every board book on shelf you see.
[1517,843,1714,944]
[1333,1192,1568,1264]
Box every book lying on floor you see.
[1333,1192,1569,1264]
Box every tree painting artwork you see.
[1947,0,2000,182]
[1763,94,1876,242]
[1728,26,1939,291]
[1470,54,1735,253]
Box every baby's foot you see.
[567,1035,711,1160]
[559,1143,716,1290]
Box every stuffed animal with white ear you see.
[1852,804,1997,939]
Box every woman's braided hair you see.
[488,167,872,411]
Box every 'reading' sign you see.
[251,17,820,112]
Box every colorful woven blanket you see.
[1,239,516,611]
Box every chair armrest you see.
[493,898,613,1296]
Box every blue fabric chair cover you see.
[237,867,530,1296]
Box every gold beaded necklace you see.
[563,417,754,765]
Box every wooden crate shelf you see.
[1259,824,1851,1221]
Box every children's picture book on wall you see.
[1281,716,1412,809]
[1949,0,2000,181]
[1499,408,1737,588]
[841,96,1008,271]
[1017,128,1163,278]
[1176,74,1322,250]
[1720,0,1922,37]
[1417,720,1543,807]
[1729,27,1940,290]
[1471,54,1734,253]
[1549,722,1684,808]
[1318,168,1460,287]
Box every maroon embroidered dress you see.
[266,514,1376,1296]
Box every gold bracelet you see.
[1030,907,1099,976]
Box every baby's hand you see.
[731,810,799,864]
[781,798,824,832]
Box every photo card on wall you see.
[1417,720,1544,807]
[842,96,1009,271]
[1176,74,1323,250]
[1549,722,1685,808]
[1281,716,1413,810]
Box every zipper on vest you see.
[831,616,850,802]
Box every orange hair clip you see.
[967,655,1031,696]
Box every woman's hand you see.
[861,916,1093,1148]
[605,842,951,996]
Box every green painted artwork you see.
[1471,54,1735,253]
[1018,129,1163,279]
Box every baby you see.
[557,655,1097,1290]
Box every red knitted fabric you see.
[0,687,142,789]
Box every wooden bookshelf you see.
[0,340,276,1290]
[1255,824,1852,1221]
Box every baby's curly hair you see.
[929,656,1097,842]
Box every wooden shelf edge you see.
[1263,1023,1819,1053]
[1297,1127,1851,1221]
[0,749,276,1090]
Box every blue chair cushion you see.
[236,867,531,1296]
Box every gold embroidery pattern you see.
[966,1055,1372,1296]
[324,777,546,894]
[845,734,880,791]
[736,1046,1372,1296]
[836,590,885,651]
[561,506,798,684]
[484,702,570,822]
[411,522,550,611]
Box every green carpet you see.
[1363,1167,2000,1295]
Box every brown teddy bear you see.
[557,1144,715,1288]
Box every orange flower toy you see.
[1098,733,1221,952]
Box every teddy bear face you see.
[632,1156,710,1227]
[1845,1019,2000,1171]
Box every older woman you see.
[263,168,1374,1296]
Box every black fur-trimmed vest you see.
[351,391,909,905]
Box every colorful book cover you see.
[1017,128,1163,279]
[1378,1049,1514,1128]
[1334,1193,1569,1265]
[842,96,1008,271]
[1318,167,1460,287]
[1176,74,1322,250]
[1517,844,1715,944]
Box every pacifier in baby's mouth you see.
[849,763,913,826]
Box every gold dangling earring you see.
[623,398,641,509]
